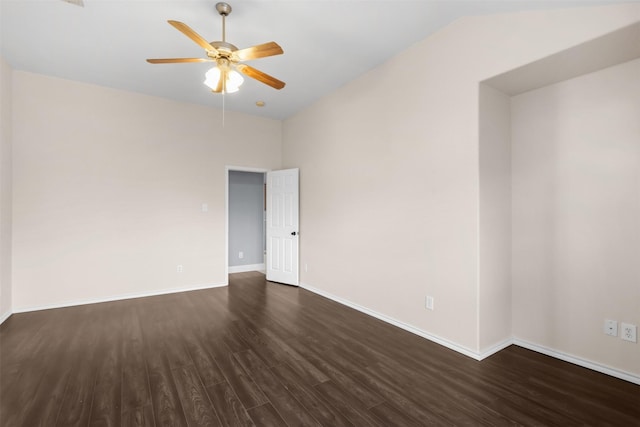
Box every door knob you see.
[291,231,297,236]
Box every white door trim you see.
[225,166,270,280]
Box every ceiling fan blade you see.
[168,20,218,54]
[147,58,213,64]
[232,42,284,61]
[236,64,285,90]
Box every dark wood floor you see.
[1,272,639,426]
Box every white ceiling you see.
[1,0,634,120]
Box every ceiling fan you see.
[147,2,285,94]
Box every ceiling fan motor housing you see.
[207,41,238,59]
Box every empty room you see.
[1,1,639,425]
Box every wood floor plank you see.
[200,333,232,364]
[297,333,454,425]
[121,305,151,413]
[144,349,188,427]
[228,321,284,368]
[185,339,226,388]
[333,348,470,425]
[170,364,220,426]
[89,310,125,427]
[206,381,255,427]
[164,293,230,390]
[366,358,514,425]
[141,293,194,370]
[234,349,321,426]
[221,329,250,354]
[258,327,329,385]
[55,361,99,427]
[368,401,423,427]
[136,297,190,427]
[122,405,155,427]
[484,347,640,425]
[0,310,51,356]
[349,364,453,426]
[2,271,638,427]
[19,360,71,426]
[304,332,451,425]
[55,305,109,427]
[320,318,519,425]
[270,363,354,427]
[214,351,268,409]
[23,305,101,427]
[2,306,84,426]
[0,356,51,426]
[302,329,374,369]
[313,380,386,427]
[246,403,287,426]
[467,355,595,424]
[160,329,193,371]
[288,337,385,409]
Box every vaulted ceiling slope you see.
[0,0,634,120]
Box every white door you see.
[266,168,299,286]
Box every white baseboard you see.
[0,309,12,325]
[228,263,265,274]
[513,338,640,385]
[12,282,228,314]
[299,282,640,385]
[478,338,514,359]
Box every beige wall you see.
[0,57,12,320]
[11,71,282,311]
[283,4,639,355]
[512,58,640,375]
[478,84,512,352]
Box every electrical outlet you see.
[304,263,308,273]
[239,251,244,259]
[604,319,618,336]
[621,323,637,343]
[176,265,183,273]
[425,296,434,310]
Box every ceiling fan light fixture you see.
[227,69,244,90]
[203,66,220,88]
[203,66,244,93]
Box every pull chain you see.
[222,12,226,128]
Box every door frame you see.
[225,165,270,280]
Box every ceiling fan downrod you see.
[216,2,232,43]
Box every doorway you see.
[226,166,300,285]
[226,167,268,274]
